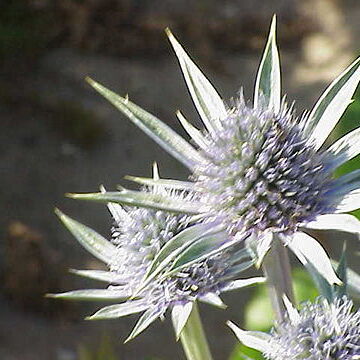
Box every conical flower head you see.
[195,96,335,234]
[106,188,190,292]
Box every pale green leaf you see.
[227,321,271,353]
[166,28,227,134]
[171,302,193,340]
[176,110,209,150]
[282,295,300,324]
[145,222,224,280]
[166,232,231,275]
[86,300,147,320]
[124,175,194,191]
[199,293,227,309]
[254,15,281,113]
[55,209,117,264]
[86,77,203,169]
[222,277,266,292]
[335,189,360,213]
[303,214,360,236]
[67,189,203,215]
[70,269,122,283]
[327,126,360,168]
[306,56,360,150]
[289,231,341,285]
[47,289,129,301]
[125,307,162,342]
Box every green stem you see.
[262,235,295,323]
[179,303,214,360]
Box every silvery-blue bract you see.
[75,15,360,286]
[229,297,360,360]
[53,165,263,340]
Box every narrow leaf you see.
[70,269,122,283]
[254,15,281,113]
[86,77,203,169]
[222,277,266,292]
[172,302,193,340]
[327,126,360,168]
[282,295,300,324]
[125,307,162,342]
[306,56,360,150]
[227,321,271,353]
[303,214,360,236]
[176,110,209,150]
[289,231,341,285]
[166,28,227,134]
[199,293,227,309]
[86,300,147,320]
[331,259,360,300]
[47,289,130,301]
[67,189,203,215]
[335,189,360,213]
[55,209,117,264]
[145,222,224,280]
[334,243,347,298]
[125,175,194,191]
[167,233,231,275]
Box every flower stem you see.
[179,303,214,360]
[262,235,294,323]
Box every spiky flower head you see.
[194,96,335,235]
[229,297,360,360]
[52,166,262,340]
[76,15,360,285]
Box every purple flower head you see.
[229,297,360,360]
[195,95,336,235]
[264,297,360,360]
[53,179,261,340]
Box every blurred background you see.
[1,0,360,359]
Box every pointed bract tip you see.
[123,335,133,344]
[65,192,78,199]
[152,162,160,180]
[54,207,63,217]
[99,184,106,193]
[226,320,240,332]
[45,293,56,298]
[85,76,96,86]
[271,14,277,28]
[164,27,172,38]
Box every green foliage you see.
[229,268,318,360]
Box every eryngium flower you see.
[75,16,360,285]
[229,297,360,360]
[53,173,263,340]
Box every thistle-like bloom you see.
[52,166,263,340]
[228,297,360,360]
[74,16,360,285]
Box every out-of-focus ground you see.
[1,1,360,359]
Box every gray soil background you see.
[1,1,360,359]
